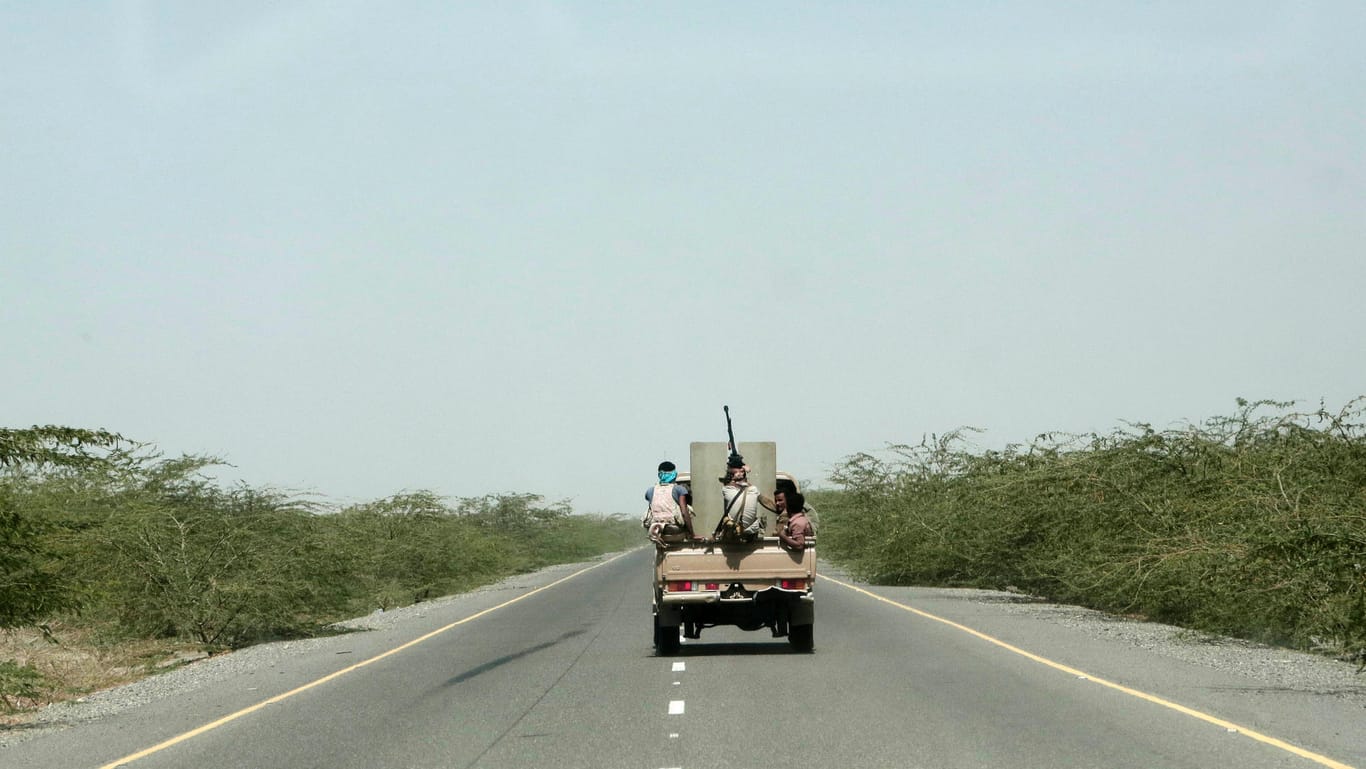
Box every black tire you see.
[657,622,681,655]
[789,623,813,652]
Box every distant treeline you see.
[0,428,637,652]
[813,398,1366,659]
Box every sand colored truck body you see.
[651,441,816,653]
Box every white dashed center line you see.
[664,660,686,765]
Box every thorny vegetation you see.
[0,427,637,712]
[815,398,1366,663]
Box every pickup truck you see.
[651,442,815,654]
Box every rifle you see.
[713,481,745,539]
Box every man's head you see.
[787,491,806,514]
[774,490,788,514]
[658,460,677,484]
[720,464,748,485]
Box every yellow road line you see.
[99,553,629,769]
[825,576,1358,769]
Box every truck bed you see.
[655,537,815,592]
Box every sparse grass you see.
[0,622,205,717]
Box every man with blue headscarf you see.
[644,460,694,543]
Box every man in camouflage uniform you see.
[644,460,693,543]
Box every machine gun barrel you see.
[724,405,743,467]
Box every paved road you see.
[4,548,1362,769]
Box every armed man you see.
[714,404,774,543]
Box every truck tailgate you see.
[657,541,815,584]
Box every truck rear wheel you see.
[656,621,681,655]
[788,623,813,652]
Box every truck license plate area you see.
[721,583,751,600]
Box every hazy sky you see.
[4,2,1363,515]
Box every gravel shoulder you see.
[927,584,1366,702]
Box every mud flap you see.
[656,605,681,626]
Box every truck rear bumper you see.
[660,590,812,607]
[660,592,722,605]
[656,593,814,633]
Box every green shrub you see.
[0,660,49,712]
[820,398,1366,658]
[1,437,638,654]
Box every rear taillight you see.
[780,579,807,590]
[666,581,722,592]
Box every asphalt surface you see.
[3,548,1363,769]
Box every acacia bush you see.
[818,398,1366,657]
[0,427,122,632]
[0,438,638,660]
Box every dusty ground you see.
[0,623,208,719]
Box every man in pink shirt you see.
[777,491,813,550]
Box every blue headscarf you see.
[658,470,678,484]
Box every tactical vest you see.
[722,484,764,539]
[648,483,683,525]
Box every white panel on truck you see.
[688,441,776,536]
